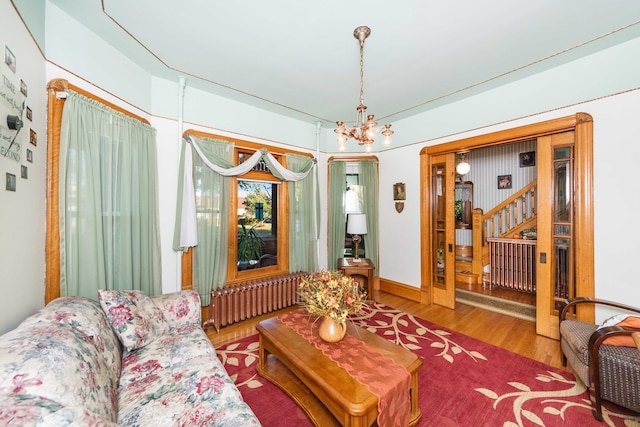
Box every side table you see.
[338,258,375,297]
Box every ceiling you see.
[17,1,640,127]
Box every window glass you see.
[237,180,278,271]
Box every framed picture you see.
[29,129,37,146]
[21,165,28,179]
[5,45,16,73]
[20,79,27,97]
[6,173,16,191]
[26,106,32,121]
[519,151,535,167]
[26,149,33,163]
[498,174,512,189]
[393,182,406,200]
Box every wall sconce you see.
[456,152,471,175]
[393,182,406,213]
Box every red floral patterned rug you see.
[216,303,640,426]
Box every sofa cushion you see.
[99,289,169,351]
[151,290,201,328]
[117,324,259,426]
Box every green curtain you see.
[185,137,234,305]
[58,91,161,299]
[359,160,379,275]
[287,153,319,272]
[328,161,347,270]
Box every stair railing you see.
[471,180,537,281]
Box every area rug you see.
[216,303,640,427]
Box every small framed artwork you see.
[29,129,37,146]
[20,79,27,97]
[5,45,16,73]
[6,173,16,191]
[393,182,406,200]
[21,165,28,179]
[519,151,535,167]
[498,174,512,189]
[26,149,33,163]
[26,106,32,121]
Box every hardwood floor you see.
[205,289,565,370]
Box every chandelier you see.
[335,26,393,150]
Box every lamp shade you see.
[347,213,367,235]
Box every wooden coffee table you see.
[255,313,423,426]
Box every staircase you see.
[455,180,538,320]
[455,246,477,284]
[469,180,538,283]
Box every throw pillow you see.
[98,290,168,351]
[597,314,640,347]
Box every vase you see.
[318,316,347,343]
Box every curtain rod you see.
[47,78,150,125]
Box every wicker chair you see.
[559,297,640,420]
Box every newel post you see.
[472,208,484,284]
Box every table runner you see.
[278,310,411,427]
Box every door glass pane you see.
[554,160,571,222]
[554,148,570,160]
[554,238,571,302]
[432,164,446,287]
[553,146,574,311]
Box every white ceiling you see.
[17,1,640,126]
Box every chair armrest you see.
[559,297,640,322]
[152,291,202,328]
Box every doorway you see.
[420,113,595,339]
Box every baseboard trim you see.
[378,278,422,303]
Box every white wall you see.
[0,0,47,334]
[377,90,640,321]
[3,1,640,335]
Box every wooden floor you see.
[205,289,564,370]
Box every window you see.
[233,148,285,278]
[180,131,314,289]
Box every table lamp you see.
[347,213,367,262]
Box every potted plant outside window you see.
[238,222,264,265]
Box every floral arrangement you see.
[298,271,367,324]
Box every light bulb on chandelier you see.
[335,26,393,149]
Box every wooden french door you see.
[420,113,594,336]
[536,131,577,338]
[429,153,456,309]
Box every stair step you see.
[455,289,536,322]
[455,270,478,285]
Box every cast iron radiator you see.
[487,238,537,293]
[205,272,307,332]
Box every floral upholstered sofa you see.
[0,290,260,426]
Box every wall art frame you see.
[519,151,535,167]
[498,174,512,189]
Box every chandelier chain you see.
[359,38,365,106]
